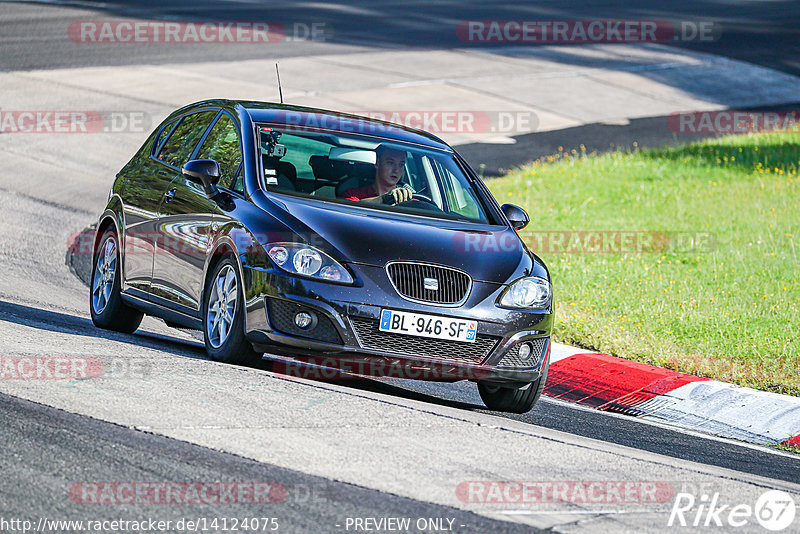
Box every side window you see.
[152,119,178,156]
[231,165,244,194]
[434,161,486,222]
[157,110,217,168]
[196,114,243,192]
[277,133,331,182]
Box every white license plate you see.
[379,309,477,343]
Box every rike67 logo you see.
[669,489,796,531]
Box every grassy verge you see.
[487,131,800,396]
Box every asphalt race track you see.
[1,1,799,532]
[2,0,799,75]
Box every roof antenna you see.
[275,63,284,104]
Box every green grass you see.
[487,132,800,395]
[775,442,800,454]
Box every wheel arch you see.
[94,199,126,276]
[203,233,251,333]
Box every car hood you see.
[263,194,530,283]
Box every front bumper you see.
[242,263,553,384]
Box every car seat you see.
[263,156,297,191]
[334,162,378,197]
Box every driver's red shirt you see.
[341,183,377,201]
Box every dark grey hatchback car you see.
[90,99,554,413]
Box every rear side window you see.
[196,114,243,193]
[157,110,217,168]
[152,119,178,156]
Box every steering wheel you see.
[396,194,442,213]
[411,193,434,203]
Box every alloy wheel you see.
[91,235,117,314]
[206,264,238,348]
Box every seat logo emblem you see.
[423,277,439,291]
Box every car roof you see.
[170,99,454,152]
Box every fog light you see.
[294,312,313,329]
[517,342,533,361]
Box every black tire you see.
[478,361,549,413]
[89,229,144,333]
[202,257,262,366]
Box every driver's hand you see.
[382,186,413,205]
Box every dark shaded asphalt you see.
[4,0,800,76]
[0,391,536,533]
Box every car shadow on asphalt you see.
[0,299,208,359]
[261,358,485,411]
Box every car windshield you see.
[256,125,490,223]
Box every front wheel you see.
[90,229,143,333]
[203,258,262,366]
[477,363,549,413]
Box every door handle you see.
[164,188,177,203]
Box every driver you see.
[341,144,414,204]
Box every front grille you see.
[266,298,342,344]
[386,262,471,305]
[350,318,497,364]
[498,337,549,368]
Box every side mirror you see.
[501,203,529,230]
[182,159,220,198]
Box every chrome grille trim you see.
[385,261,472,306]
[350,318,498,364]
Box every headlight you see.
[267,243,353,284]
[498,276,551,309]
